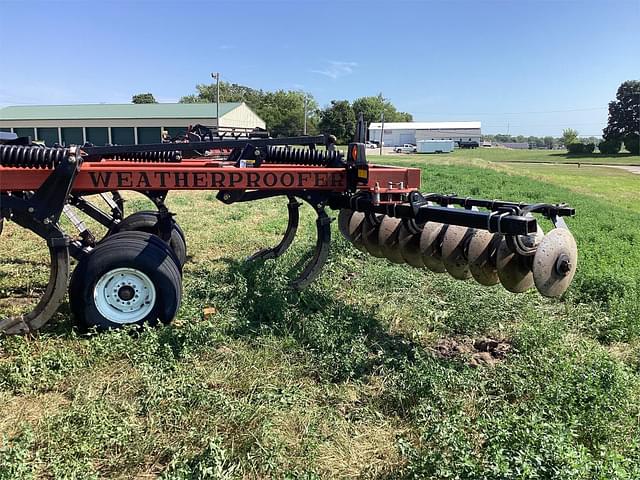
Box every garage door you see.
[61,127,83,146]
[137,127,161,144]
[37,128,59,146]
[111,127,135,145]
[14,128,35,139]
[86,127,109,146]
[165,126,187,139]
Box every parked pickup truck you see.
[393,143,417,153]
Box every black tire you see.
[69,231,182,331]
[109,211,187,266]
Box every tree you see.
[625,134,639,155]
[603,80,640,153]
[318,100,356,144]
[180,81,318,136]
[258,90,319,137]
[494,134,514,143]
[543,136,555,149]
[351,94,413,136]
[598,138,621,154]
[132,93,157,104]
[179,81,264,106]
[562,128,579,147]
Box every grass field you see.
[405,147,640,165]
[1,150,639,479]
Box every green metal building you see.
[0,102,265,146]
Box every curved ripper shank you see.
[226,191,331,289]
[0,246,69,334]
[246,196,301,261]
[0,146,80,334]
[289,204,332,290]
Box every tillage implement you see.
[0,122,578,334]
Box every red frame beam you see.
[0,162,421,194]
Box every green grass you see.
[1,155,639,478]
[377,147,640,165]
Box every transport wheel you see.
[109,211,187,266]
[69,231,182,331]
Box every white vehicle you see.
[394,143,417,153]
[416,140,455,154]
[365,141,378,149]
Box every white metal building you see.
[0,102,265,146]
[368,121,482,146]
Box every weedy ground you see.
[0,150,639,479]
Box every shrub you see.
[624,133,639,155]
[598,138,622,154]
[567,142,595,154]
[567,142,585,154]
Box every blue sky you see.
[1,0,638,136]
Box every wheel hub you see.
[117,285,135,301]
[94,267,156,324]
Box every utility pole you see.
[303,95,308,135]
[379,111,385,156]
[211,72,220,130]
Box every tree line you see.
[132,84,411,142]
[132,79,638,154]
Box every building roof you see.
[369,121,481,130]
[0,102,243,121]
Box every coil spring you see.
[264,146,343,166]
[111,151,182,162]
[0,145,69,169]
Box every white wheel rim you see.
[93,267,156,324]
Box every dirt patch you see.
[0,392,69,437]
[469,338,512,367]
[434,338,473,358]
[433,337,512,367]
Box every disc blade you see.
[348,211,366,252]
[378,216,405,264]
[338,209,354,242]
[420,222,447,273]
[441,225,473,280]
[398,223,424,268]
[362,214,385,258]
[496,238,533,293]
[467,230,500,286]
[533,228,578,297]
